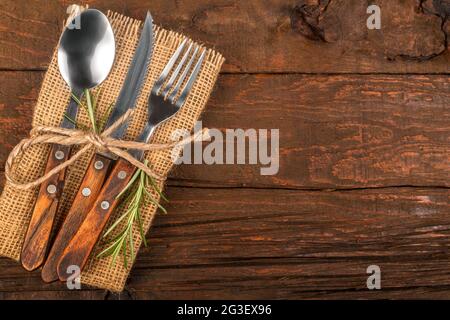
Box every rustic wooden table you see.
[0,0,449,299]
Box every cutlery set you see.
[20,9,205,282]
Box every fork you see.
[57,40,206,279]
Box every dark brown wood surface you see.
[1,0,449,73]
[0,0,449,299]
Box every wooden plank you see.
[172,73,450,189]
[0,0,449,73]
[1,186,449,299]
[0,257,105,299]
[1,72,449,189]
[0,289,106,300]
[0,72,37,166]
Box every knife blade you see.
[41,12,154,282]
[104,11,154,142]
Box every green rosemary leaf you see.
[75,95,89,114]
[146,172,168,202]
[92,91,97,113]
[116,176,139,199]
[146,193,168,214]
[92,87,102,113]
[116,169,140,200]
[97,240,120,258]
[111,240,122,266]
[122,232,128,269]
[142,186,153,199]
[70,91,83,106]
[99,160,169,268]
[120,184,140,207]
[129,228,134,261]
[99,102,115,132]
[102,210,130,239]
[135,208,147,247]
[84,89,97,134]
[94,88,102,104]
[63,113,78,126]
[70,89,104,134]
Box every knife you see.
[41,12,154,282]
[56,41,206,281]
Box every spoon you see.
[21,9,115,271]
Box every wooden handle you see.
[57,158,136,281]
[41,153,112,282]
[21,144,71,271]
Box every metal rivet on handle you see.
[94,160,104,170]
[82,187,91,197]
[117,171,127,179]
[100,201,110,210]
[55,150,65,160]
[47,184,57,194]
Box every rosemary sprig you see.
[84,88,97,133]
[68,89,112,132]
[97,161,168,267]
[98,102,115,132]
[70,91,83,106]
[63,113,77,126]
[70,89,167,268]
[69,90,95,130]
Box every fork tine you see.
[152,39,187,94]
[168,45,200,103]
[160,43,193,97]
[175,49,206,107]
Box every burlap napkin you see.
[0,8,224,292]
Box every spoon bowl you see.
[58,9,115,91]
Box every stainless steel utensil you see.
[57,40,206,279]
[21,9,115,271]
[41,12,154,282]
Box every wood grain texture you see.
[57,159,136,281]
[0,0,449,73]
[1,72,448,189]
[41,153,113,283]
[1,186,450,299]
[1,0,449,300]
[21,143,71,271]
[170,73,450,189]
[128,186,450,299]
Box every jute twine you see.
[5,109,210,190]
[0,6,224,292]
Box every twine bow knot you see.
[85,132,108,152]
[5,109,210,190]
